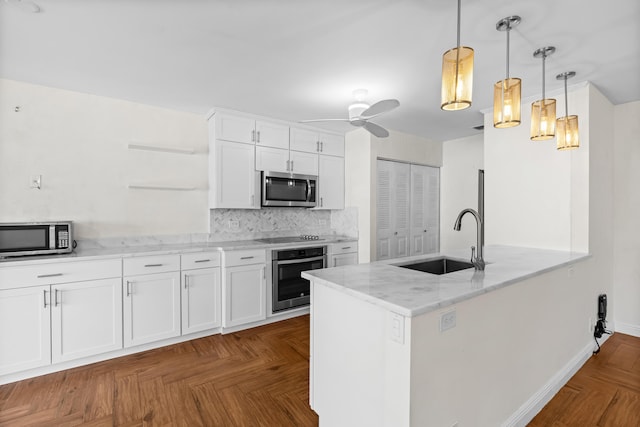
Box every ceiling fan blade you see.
[363,122,389,138]
[359,99,400,119]
[299,118,350,123]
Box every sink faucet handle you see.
[470,246,476,263]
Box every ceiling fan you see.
[300,89,400,138]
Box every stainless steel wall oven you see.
[271,246,326,312]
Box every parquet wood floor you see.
[0,315,318,426]
[1,316,638,426]
[529,332,640,427]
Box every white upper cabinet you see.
[210,138,260,209]
[290,150,319,175]
[216,114,256,144]
[255,121,289,149]
[290,128,345,157]
[317,155,344,210]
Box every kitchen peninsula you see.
[302,245,590,427]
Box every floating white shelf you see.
[127,143,195,155]
[127,184,196,191]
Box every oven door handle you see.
[274,255,326,266]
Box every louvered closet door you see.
[376,160,410,260]
[410,164,440,256]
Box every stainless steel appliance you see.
[262,171,317,208]
[0,221,73,258]
[271,246,326,312]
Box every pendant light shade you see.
[531,46,556,140]
[441,0,473,111]
[556,71,580,150]
[493,16,521,128]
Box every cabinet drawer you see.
[123,254,180,276]
[330,242,358,255]
[181,251,221,270]
[223,249,266,267]
[0,258,122,290]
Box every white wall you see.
[345,128,443,262]
[0,79,209,239]
[484,83,590,253]
[613,101,640,336]
[440,133,484,252]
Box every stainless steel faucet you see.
[453,170,485,271]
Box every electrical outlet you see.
[440,309,456,332]
[228,220,240,230]
[390,312,405,344]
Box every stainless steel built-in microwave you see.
[0,221,73,258]
[261,171,317,208]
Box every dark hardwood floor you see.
[529,332,640,427]
[1,316,638,426]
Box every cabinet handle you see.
[240,256,254,260]
[126,281,132,297]
[316,141,320,152]
[37,273,63,279]
[286,160,290,171]
[257,131,261,143]
[144,263,163,267]
[43,290,49,308]
[251,130,256,142]
[54,289,60,307]
[184,274,189,289]
[194,259,211,263]
[320,141,324,152]
[262,267,266,280]
[290,160,294,171]
[320,197,323,207]
[342,246,351,250]
[251,195,254,206]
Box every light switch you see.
[390,312,405,344]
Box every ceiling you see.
[1,0,638,142]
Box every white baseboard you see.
[615,321,640,338]
[501,334,611,427]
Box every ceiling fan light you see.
[493,78,521,128]
[530,98,557,140]
[348,102,369,121]
[556,115,579,150]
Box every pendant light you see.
[493,16,521,128]
[530,46,556,140]
[556,71,580,150]
[441,0,474,111]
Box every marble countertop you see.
[0,235,357,267]
[301,245,590,317]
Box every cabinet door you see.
[123,272,181,348]
[376,160,410,260]
[317,155,344,209]
[290,150,319,175]
[216,113,256,144]
[51,278,123,363]
[255,146,289,173]
[255,121,289,149]
[182,267,221,334]
[410,164,440,256]
[331,253,358,267]
[318,133,344,157]
[212,140,259,209]
[224,264,266,328]
[0,285,51,375]
[290,128,320,153]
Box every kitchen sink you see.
[396,257,474,275]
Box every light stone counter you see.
[302,245,589,317]
[0,235,357,267]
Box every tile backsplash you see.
[209,207,358,241]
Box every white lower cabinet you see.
[123,255,181,348]
[222,249,267,329]
[0,285,51,375]
[181,252,222,334]
[328,242,359,267]
[51,278,122,363]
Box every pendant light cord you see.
[505,26,510,79]
[542,54,546,100]
[456,0,461,49]
[564,77,569,117]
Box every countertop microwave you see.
[262,171,317,208]
[0,221,73,258]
